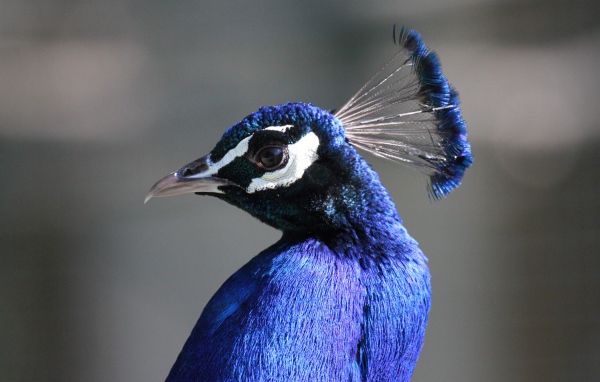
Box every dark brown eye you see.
[255,146,288,171]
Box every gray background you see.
[2,0,599,381]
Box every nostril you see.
[181,167,193,177]
[179,159,209,178]
[198,162,209,172]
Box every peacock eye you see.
[255,145,288,171]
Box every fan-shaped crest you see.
[335,27,472,199]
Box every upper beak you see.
[144,155,236,203]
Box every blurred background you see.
[1,0,599,381]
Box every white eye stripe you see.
[263,125,293,133]
[188,125,319,192]
[188,125,294,179]
[188,125,295,179]
[247,132,319,193]
[187,135,251,179]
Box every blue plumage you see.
[147,28,471,381]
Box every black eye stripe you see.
[215,156,263,189]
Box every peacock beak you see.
[145,155,237,203]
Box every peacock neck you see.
[286,147,419,264]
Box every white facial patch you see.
[263,125,293,133]
[188,124,320,193]
[188,125,295,179]
[187,137,251,179]
[247,131,319,193]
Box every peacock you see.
[146,27,472,382]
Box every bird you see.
[146,27,472,382]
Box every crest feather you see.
[335,27,473,199]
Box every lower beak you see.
[145,156,236,203]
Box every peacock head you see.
[145,102,365,233]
